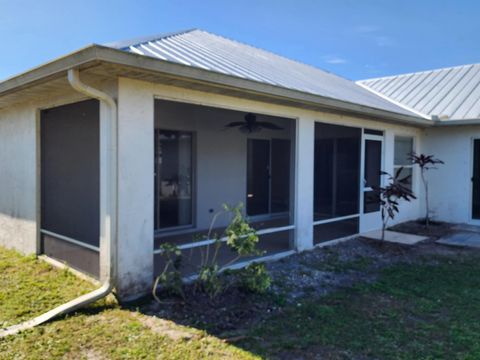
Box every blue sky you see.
[1,0,479,81]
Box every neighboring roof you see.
[358,64,480,121]
[105,29,418,118]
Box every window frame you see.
[393,135,415,191]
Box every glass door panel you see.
[247,139,271,216]
[271,139,291,213]
[154,129,193,230]
[364,139,382,213]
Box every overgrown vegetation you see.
[373,167,416,241]
[409,152,444,228]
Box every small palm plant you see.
[373,168,417,242]
[409,153,444,228]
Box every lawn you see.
[0,247,257,360]
[242,255,480,359]
[1,238,480,359]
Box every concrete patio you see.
[436,224,480,248]
[361,230,429,245]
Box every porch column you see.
[294,116,315,251]
[116,78,154,300]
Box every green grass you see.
[244,255,480,359]
[3,245,480,359]
[0,247,97,328]
[0,247,257,359]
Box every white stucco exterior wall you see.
[117,78,154,298]
[423,125,480,224]
[0,105,38,254]
[295,116,315,250]
[118,77,424,252]
[0,73,426,301]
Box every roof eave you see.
[0,45,430,127]
[433,119,480,126]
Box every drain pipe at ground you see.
[0,69,118,337]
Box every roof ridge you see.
[104,28,198,50]
[358,62,480,84]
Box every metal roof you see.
[106,29,418,117]
[358,64,480,121]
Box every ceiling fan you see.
[225,113,283,134]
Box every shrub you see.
[197,263,223,299]
[196,203,262,299]
[239,262,272,294]
[152,243,184,302]
[373,168,416,242]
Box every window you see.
[154,129,193,230]
[394,136,414,190]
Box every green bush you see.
[152,243,184,301]
[195,203,262,299]
[197,264,223,299]
[239,262,272,294]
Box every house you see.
[0,29,477,301]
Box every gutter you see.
[432,119,480,127]
[0,69,118,337]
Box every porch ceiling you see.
[0,45,432,127]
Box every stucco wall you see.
[119,77,424,242]
[0,105,37,254]
[116,80,155,298]
[0,75,116,259]
[423,125,480,224]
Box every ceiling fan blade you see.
[257,121,284,130]
[225,121,247,128]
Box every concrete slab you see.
[436,232,480,249]
[361,230,428,245]
[452,224,480,234]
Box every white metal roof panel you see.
[359,63,480,121]
[106,29,418,117]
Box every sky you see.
[1,0,479,81]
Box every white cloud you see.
[322,55,348,65]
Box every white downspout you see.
[0,69,118,337]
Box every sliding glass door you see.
[154,129,193,230]
[247,139,270,216]
[247,138,291,217]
